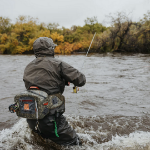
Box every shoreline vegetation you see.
[0,12,150,55]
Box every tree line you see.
[0,12,150,54]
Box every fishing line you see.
[75,32,96,114]
[73,32,96,93]
[73,32,96,92]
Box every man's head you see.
[33,37,57,57]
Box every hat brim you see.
[51,43,57,47]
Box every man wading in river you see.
[23,37,86,146]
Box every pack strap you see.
[35,101,41,133]
[54,118,59,137]
[28,90,46,99]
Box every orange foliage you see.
[54,45,62,54]
[55,42,74,54]
[73,42,82,51]
[63,42,74,54]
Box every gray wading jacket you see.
[23,37,86,95]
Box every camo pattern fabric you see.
[14,90,65,119]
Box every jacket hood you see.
[33,37,57,57]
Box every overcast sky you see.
[1,0,150,28]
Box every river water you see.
[0,53,150,150]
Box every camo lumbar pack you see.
[14,90,64,119]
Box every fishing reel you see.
[9,103,18,113]
[73,86,79,93]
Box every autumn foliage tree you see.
[0,13,150,54]
[94,11,150,53]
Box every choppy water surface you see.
[0,53,150,150]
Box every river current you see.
[0,53,150,150]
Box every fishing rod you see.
[82,32,96,68]
[73,32,96,93]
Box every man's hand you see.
[65,81,70,86]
